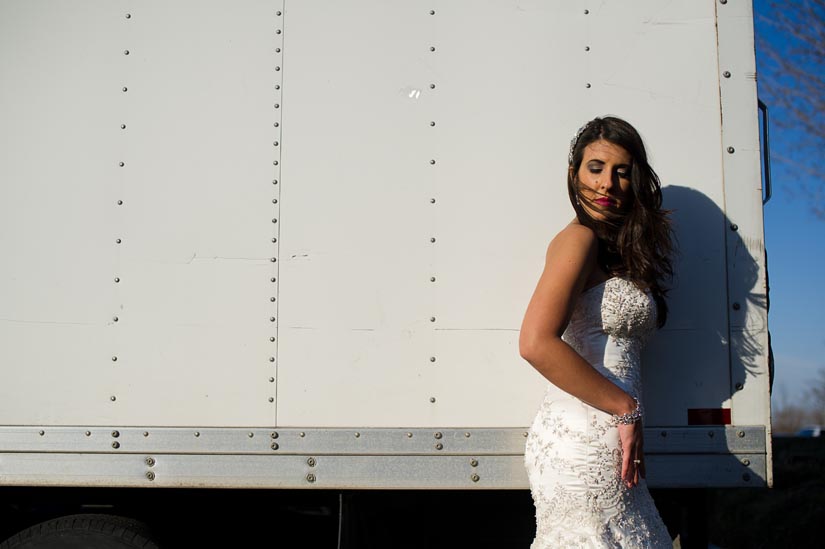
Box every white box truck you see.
[0,0,772,546]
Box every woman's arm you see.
[519,223,637,417]
[519,223,644,487]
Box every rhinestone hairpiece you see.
[568,122,589,165]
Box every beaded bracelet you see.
[614,397,643,425]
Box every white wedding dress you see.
[524,277,671,548]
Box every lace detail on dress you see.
[524,277,671,548]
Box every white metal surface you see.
[0,0,770,487]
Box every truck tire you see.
[0,514,159,549]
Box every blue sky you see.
[753,0,825,407]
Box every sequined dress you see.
[524,277,671,548]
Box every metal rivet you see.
[269,337,275,342]
[306,473,316,483]
[430,237,436,243]
[114,277,120,283]
[470,459,478,467]
[406,432,413,438]
[272,218,277,223]
[267,432,278,440]
[270,442,278,449]
[464,432,471,438]
[430,317,436,322]
[720,0,727,4]
[270,257,277,262]
[736,382,744,391]
[430,84,436,89]
[112,356,118,362]
[429,159,436,165]
[269,377,275,382]
[276,29,282,34]
[110,396,116,401]
[248,432,255,438]
[117,200,123,205]
[269,357,275,362]
[270,317,276,322]
[742,473,750,481]
[39,430,45,436]
[273,141,279,147]
[430,121,436,127]
[85,431,91,436]
[123,50,130,55]
[145,457,155,467]
[742,458,751,466]
[270,278,276,282]
[273,179,278,184]
[661,431,668,437]
[429,10,435,15]
[723,71,731,78]
[584,9,590,14]
[270,297,276,302]
[119,162,125,167]
[275,67,281,72]
[307,457,316,466]
[120,124,126,129]
[276,11,282,16]
[730,223,738,231]
[112,316,118,322]
[430,357,436,362]
[272,198,278,204]
[143,432,149,437]
[435,443,443,450]
[586,83,592,88]
[299,432,305,437]
[471,474,480,482]
[523,432,528,437]
[429,46,435,52]
[112,431,120,438]
[430,397,436,403]
[727,146,735,153]
[355,432,360,438]
[275,85,281,90]
[194,432,200,437]
[273,160,279,165]
[274,104,280,109]
[146,471,155,481]
[116,238,122,244]
[434,432,442,439]
[430,276,436,282]
[271,238,277,243]
[122,87,128,92]
[732,302,740,310]
[585,46,590,51]
[276,48,281,53]
[125,13,131,19]
[112,441,120,449]
[430,198,436,204]
[274,122,280,127]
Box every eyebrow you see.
[586,159,631,168]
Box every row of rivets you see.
[268,6,285,405]
[109,11,134,405]
[427,9,439,407]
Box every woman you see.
[520,116,673,548]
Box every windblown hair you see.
[567,116,674,327]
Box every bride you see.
[520,116,674,548]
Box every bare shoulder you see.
[546,222,598,260]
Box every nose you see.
[598,170,619,193]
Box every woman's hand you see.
[618,420,645,488]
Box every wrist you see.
[613,396,642,425]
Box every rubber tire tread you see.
[0,514,159,549]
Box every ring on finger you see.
[633,459,641,464]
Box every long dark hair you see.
[567,116,673,327]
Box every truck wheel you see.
[0,514,159,549]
